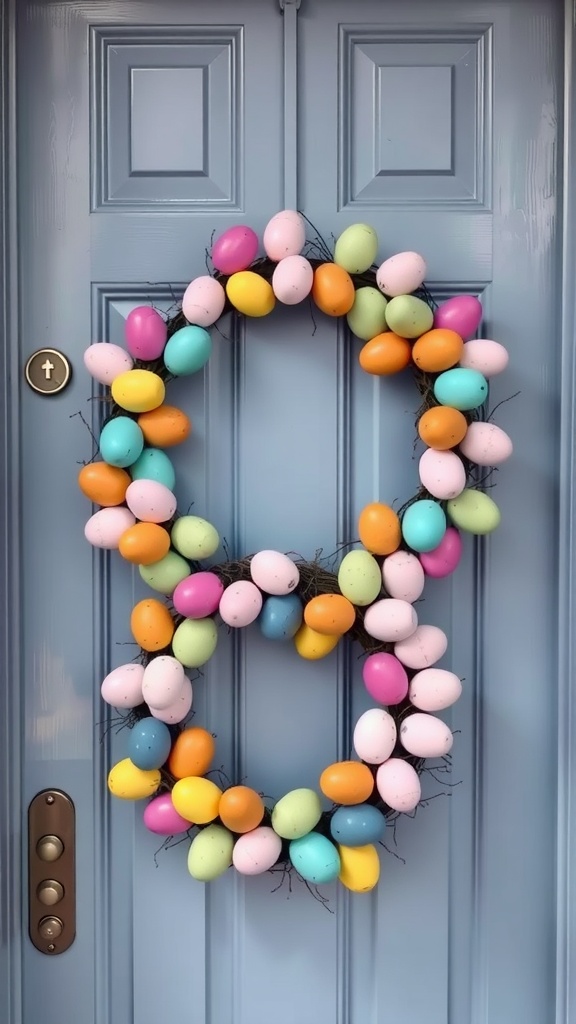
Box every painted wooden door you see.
[1,0,569,1021]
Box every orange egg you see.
[304,594,356,636]
[412,328,463,372]
[218,786,265,834]
[320,761,375,805]
[118,522,171,565]
[418,406,468,450]
[312,263,355,316]
[168,727,215,779]
[130,599,175,652]
[137,405,191,448]
[78,462,130,506]
[358,502,401,555]
[359,332,412,375]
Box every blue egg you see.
[433,368,488,411]
[130,447,176,490]
[289,832,341,884]
[163,325,212,376]
[330,804,386,847]
[127,716,172,771]
[402,499,446,553]
[260,594,303,640]
[100,416,144,468]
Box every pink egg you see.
[382,551,425,602]
[182,276,226,328]
[353,708,397,764]
[362,652,409,705]
[376,251,427,297]
[84,506,136,548]
[125,479,177,524]
[459,339,509,377]
[101,663,145,708]
[394,625,448,669]
[419,449,466,500]
[272,255,314,304]
[143,793,191,836]
[263,210,306,261]
[83,343,134,386]
[376,758,421,812]
[219,581,263,627]
[419,527,462,578]
[149,676,193,724]
[433,295,482,339]
[249,550,300,596]
[125,307,167,361]
[232,826,283,875]
[173,572,224,619]
[459,421,513,466]
[212,225,259,275]
[400,713,453,758]
[408,668,462,712]
[141,656,186,710]
[363,599,418,643]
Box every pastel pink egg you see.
[141,656,186,710]
[232,826,283,875]
[182,276,226,328]
[376,758,421,812]
[125,480,177,524]
[400,713,453,758]
[272,255,314,304]
[83,343,134,385]
[433,295,482,339]
[143,793,191,836]
[362,652,409,705]
[394,624,448,669]
[249,550,300,596]
[353,708,397,764]
[376,251,427,297]
[459,339,509,377]
[149,676,193,724]
[382,551,425,602]
[173,572,224,619]
[419,527,462,578]
[459,421,513,466]
[408,668,462,712]
[219,581,263,627]
[263,210,306,261]
[363,599,418,643]
[101,663,145,708]
[84,506,136,548]
[212,225,259,275]
[419,449,466,500]
[125,307,167,361]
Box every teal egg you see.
[260,594,303,640]
[131,448,176,490]
[385,295,433,338]
[99,416,144,468]
[433,368,488,411]
[346,286,388,341]
[163,325,212,376]
[289,832,341,884]
[330,804,386,847]
[402,499,447,553]
[127,717,172,771]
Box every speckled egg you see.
[363,598,418,642]
[249,550,300,595]
[232,826,283,875]
[400,713,454,758]
[459,339,509,377]
[382,551,425,602]
[219,581,263,627]
[408,668,463,712]
[353,708,397,764]
[376,251,427,297]
[394,624,448,669]
[376,758,421,812]
[459,421,513,466]
[418,448,466,500]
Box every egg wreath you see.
[80,211,512,896]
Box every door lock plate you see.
[28,789,76,954]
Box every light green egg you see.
[139,551,191,595]
[337,550,382,607]
[172,617,218,667]
[187,824,234,881]
[171,515,220,560]
[334,223,379,274]
[447,489,501,535]
[271,788,322,840]
[385,295,433,339]
[346,287,388,341]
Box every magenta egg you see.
[125,307,167,361]
[212,225,259,275]
[433,295,482,340]
[173,572,225,619]
[419,527,463,578]
[362,652,409,705]
[143,793,191,836]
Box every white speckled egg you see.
[408,668,463,711]
[249,550,300,595]
[376,252,427,297]
[459,421,513,466]
[363,599,418,642]
[459,339,509,377]
[141,655,186,710]
[394,624,448,669]
[84,506,136,548]
[353,708,397,764]
[101,663,145,708]
[400,713,453,758]
[419,448,467,500]
[382,551,425,602]
[376,758,421,812]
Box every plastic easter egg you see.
[382,551,425,602]
[127,716,172,770]
[84,506,136,549]
[141,655,185,710]
[447,489,501,534]
[168,726,215,779]
[362,652,409,705]
[182,276,226,328]
[334,223,378,274]
[363,599,418,643]
[401,499,446,553]
[249,550,299,595]
[218,786,265,834]
[143,793,191,836]
[312,263,355,316]
[172,776,222,824]
[263,209,306,261]
[319,762,374,805]
[125,307,167,361]
[459,339,509,377]
[330,805,386,847]
[130,599,175,652]
[294,623,339,660]
[99,416,144,468]
[130,448,176,490]
[171,617,218,668]
[353,708,397,764]
[83,343,133,385]
[289,833,341,885]
[212,225,259,275]
[187,824,233,881]
[139,551,191,595]
[100,663,144,709]
[259,594,303,640]
[337,550,382,606]
[433,294,482,339]
[459,421,513,466]
[232,826,282,875]
[226,271,275,317]
[409,668,462,712]
[394,624,448,670]
[338,844,380,892]
[111,369,165,414]
[303,594,356,636]
[385,295,433,338]
[138,405,191,448]
[376,251,426,297]
[412,328,464,372]
[78,462,130,507]
[359,332,412,375]
[419,449,466,500]
[125,479,177,524]
[434,368,488,411]
[418,405,468,450]
[400,713,453,758]
[358,502,401,556]
[149,678,193,724]
[376,758,421,812]
[272,255,313,304]
[173,572,224,619]
[271,788,322,840]
[163,325,212,376]
[346,286,388,341]
[419,527,462,578]
[118,522,171,565]
[219,581,263,627]
[171,515,220,559]
[108,758,160,800]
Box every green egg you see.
[171,515,220,560]
[337,550,382,607]
[139,551,191,595]
[271,788,322,840]
[346,287,388,341]
[334,223,379,274]
[172,617,218,668]
[385,295,433,338]
[447,489,501,535]
[187,824,234,881]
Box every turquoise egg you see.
[130,447,176,490]
[402,499,446,553]
[163,325,212,376]
[330,804,386,847]
[99,416,144,468]
[260,594,303,640]
[127,717,172,771]
[289,832,341,884]
[433,368,488,411]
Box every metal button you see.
[24,348,72,395]
[36,835,64,862]
[37,880,64,906]
[38,917,63,941]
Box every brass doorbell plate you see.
[28,789,76,954]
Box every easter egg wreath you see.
[80,211,512,895]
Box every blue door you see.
[1,0,571,1021]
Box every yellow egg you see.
[338,844,381,892]
[226,271,276,317]
[172,776,222,824]
[294,623,339,660]
[111,369,166,413]
[107,758,161,800]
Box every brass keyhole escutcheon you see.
[28,790,75,954]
